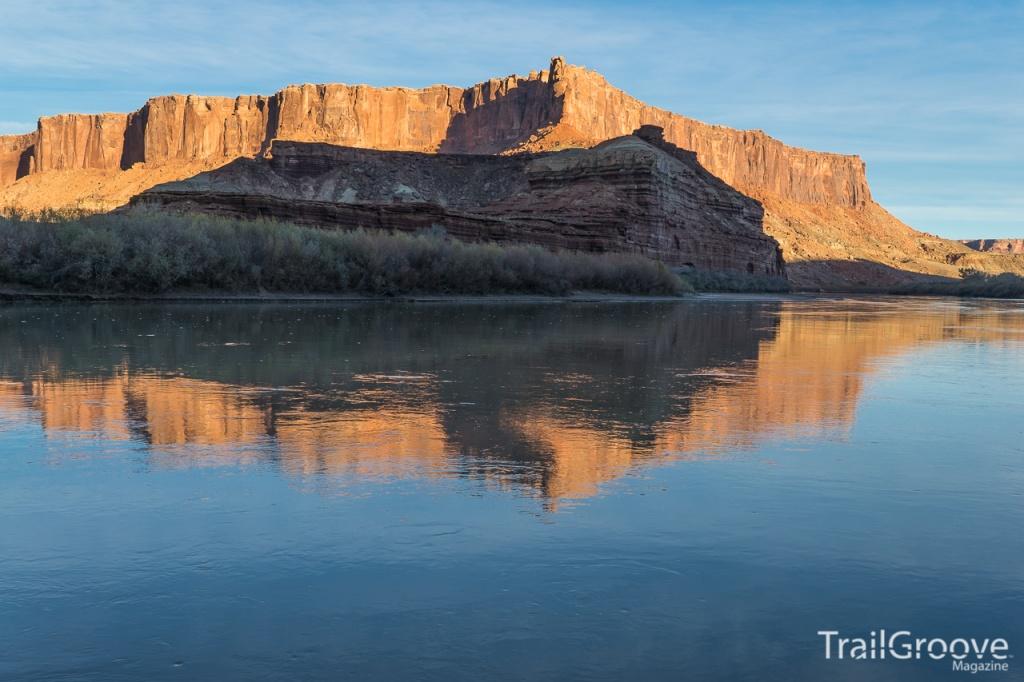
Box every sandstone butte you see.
[1,57,1022,288]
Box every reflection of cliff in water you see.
[1,300,1021,506]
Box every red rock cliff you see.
[537,58,871,207]
[0,133,34,187]
[130,95,273,165]
[34,113,129,172]
[0,58,866,208]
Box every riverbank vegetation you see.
[0,211,689,297]
[677,268,791,293]
[883,272,1024,299]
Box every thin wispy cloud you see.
[0,0,1020,238]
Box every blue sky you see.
[2,0,1021,238]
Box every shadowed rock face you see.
[134,126,785,276]
[962,239,1024,255]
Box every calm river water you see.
[1,297,1022,681]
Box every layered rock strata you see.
[134,127,785,276]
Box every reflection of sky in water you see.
[1,298,1023,681]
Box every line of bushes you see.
[884,272,1024,299]
[0,211,690,296]
[677,268,791,293]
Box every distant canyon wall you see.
[0,58,869,208]
[961,239,1024,255]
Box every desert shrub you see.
[0,211,688,296]
[678,268,791,293]
[889,272,1024,299]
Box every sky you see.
[1,0,1021,239]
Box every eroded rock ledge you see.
[133,126,785,277]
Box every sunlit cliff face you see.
[1,301,1021,508]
